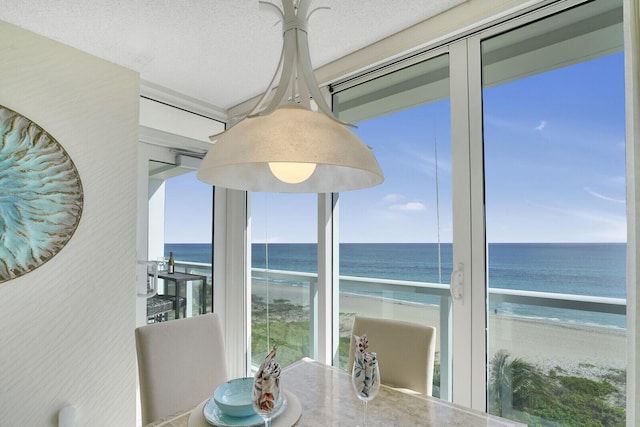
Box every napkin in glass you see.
[352,334,378,397]
[253,346,281,412]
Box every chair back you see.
[135,313,229,425]
[347,316,436,395]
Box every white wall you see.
[0,20,139,426]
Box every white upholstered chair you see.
[347,316,437,396]
[135,313,229,425]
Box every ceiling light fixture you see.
[197,0,384,193]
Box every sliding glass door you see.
[480,1,626,424]
[328,1,627,421]
[333,52,454,399]
[236,1,630,422]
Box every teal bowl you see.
[213,377,256,418]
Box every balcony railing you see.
[176,260,627,322]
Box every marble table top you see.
[148,357,526,427]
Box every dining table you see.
[147,357,526,427]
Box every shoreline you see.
[252,281,627,371]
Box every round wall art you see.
[0,105,83,283]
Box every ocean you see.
[165,242,627,328]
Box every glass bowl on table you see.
[213,377,255,418]
[203,391,286,427]
[204,376,287,427]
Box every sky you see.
[164,52,626,244]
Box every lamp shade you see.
[197,105,383,193]
[197,0,384,193]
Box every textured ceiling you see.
[0,1,464,112]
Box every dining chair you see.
[347,316,437,396]
[135,313,229,425]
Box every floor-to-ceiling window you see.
[327,0,626,420]
[146,163,215,321]
[250,193,317,368]
[163,170,214,317]
[139,96,224,326]
[480,1,626,424]
[333,52,453,399]
[225,0,637,422]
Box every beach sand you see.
[252,282,627,372]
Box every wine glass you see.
[351,353,380,427]
[252,385,281,427]
[156,256,167,272]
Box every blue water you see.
[166,242,627,328]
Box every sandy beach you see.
[341,293,626,368]
[252,281,627,372]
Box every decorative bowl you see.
[213,377,256,418]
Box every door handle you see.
[450,262,464,300]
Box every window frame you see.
[209,0,638,421]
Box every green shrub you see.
[489,350,626,427]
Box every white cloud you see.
[584,187,626,204]
[383,193,426,212]
[383,193,405,203]
[520,199,627,242]
[535,120,547,131]
[390,202,426,212]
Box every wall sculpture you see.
[0,105,83,283]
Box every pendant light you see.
[197,0,384,193]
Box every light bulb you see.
[268,162,317,184]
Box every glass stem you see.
[363,401,368,427]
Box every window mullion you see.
[449,38,474,408]
[316,193,339,365]
[467,34,488,413]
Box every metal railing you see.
[177,260,626,320]
[251,266,626,315]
